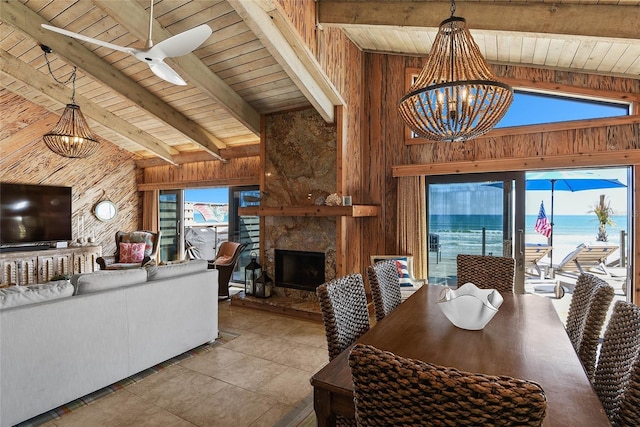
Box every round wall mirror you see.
[94,200,117,222]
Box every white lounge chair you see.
[524,243,553,278]
[555,243,619,275]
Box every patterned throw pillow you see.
[119,242,146,263]
[121,232,154,256]
[394,259,413,287]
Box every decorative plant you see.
[590,194,615,242]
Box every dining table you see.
[310,284,610,426]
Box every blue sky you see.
[185,188,228,204]
[496,90,628,128]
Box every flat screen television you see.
[0,183,73,246]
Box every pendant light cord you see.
[41,45,77,104]
[450,0,456,17]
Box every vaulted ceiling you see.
[1,0,638,166]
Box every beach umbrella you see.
[489,170,626,266]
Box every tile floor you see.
[40,299,329,427]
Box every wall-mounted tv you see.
[0,183,73,246]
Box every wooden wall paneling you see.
[275,0,318,58]
[140,157,261,189]
[310,23,366,275]
[336,105,346,276]
[635,164,639,305]
[363,54,385,259]
[0,93,140,258]
[384,56,406,255]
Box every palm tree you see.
[590,194,615,242]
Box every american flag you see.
[534,201,552,238]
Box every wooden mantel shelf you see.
[238,205,379,217]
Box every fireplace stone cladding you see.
[261,108,338,301]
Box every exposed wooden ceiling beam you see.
[0,49,179,165]
[0,111,59,154]
[93,0,261,136]
[228,0,343,123]
[135,144,260,168]
[0,0,224,160]
[318,1,640,40]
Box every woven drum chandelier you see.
[398,0,513,142]
[42,45,99,158]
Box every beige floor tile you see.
[249,316,314,337]
[266,340,329,373]
[127,364,229,415]
[180,385,277,427]
[223,331,296,360]
[255,366,314,406]
[210,353,287,391]
[124,364,184,393]
[249,402,295,427]
[179,346,242,375]
[49,390,158,427]
[113,406,196,427]
[219,306,280,332]
[284,322,328,349]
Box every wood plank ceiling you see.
[1,0,638,166]
[318,0,640,79]
[0,0,338,165]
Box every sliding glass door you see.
[426,167,632,299]
[159,190,183,262]
[426,172,526,291]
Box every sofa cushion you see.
[119,242,146,263]
[0,281,74,309]
[72,268,148,295]
[147,259,208,281]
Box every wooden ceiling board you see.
[339,25,640,78]
[3,0,636,164]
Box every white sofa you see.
[0,259,218,427]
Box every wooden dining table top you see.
[310,284,610,426]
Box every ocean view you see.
[429,214,628,264]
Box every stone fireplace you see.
[263,108,337,301]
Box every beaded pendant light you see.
[42,45,99,158]
[398,0,513,142]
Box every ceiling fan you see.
[41,0,211,86]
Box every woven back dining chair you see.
[456,254,515,293]
[366,260,402,322]
[593,301,640,425]
[616,356,640,427]
[316,273,371,361]
[565,273,614,379]
[348,343,547,426]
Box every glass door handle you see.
[518,229,524,255]
[517,229,524,267]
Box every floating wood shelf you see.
[238,205,379,217]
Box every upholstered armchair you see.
[208,241,247,298]
[96,230,161,270]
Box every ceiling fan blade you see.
[41,24,134,54]
[148,24,212,59]
[147,60,187,86]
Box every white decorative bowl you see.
[436,283,504,330]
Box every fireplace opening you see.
[275,249,325,291]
